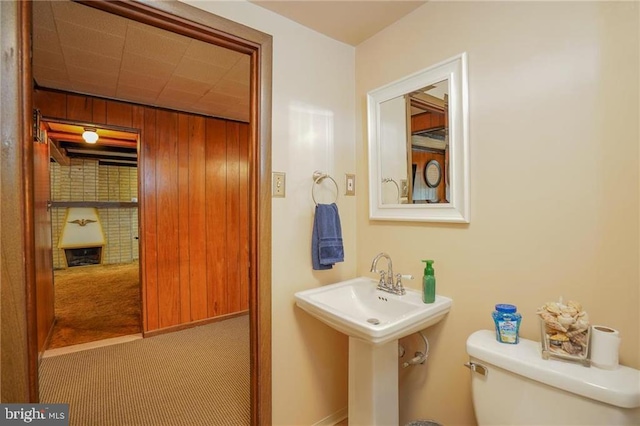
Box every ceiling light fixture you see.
[82,128,99,144]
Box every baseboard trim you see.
[313,407,347,426]
[143,310,249,338]
[40,316,57,360]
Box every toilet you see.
[466,330,640,425]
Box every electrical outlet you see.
[272,172,286,198]
[401,179,408,197]
[345,174,355,196]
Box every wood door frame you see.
[16,0,273,423]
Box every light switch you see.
[345,174,355,196]
[272,172,286,198]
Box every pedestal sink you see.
[294,277,452,425]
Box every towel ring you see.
[312,171,338,205]
[382,178,400,204]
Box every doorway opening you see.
[43,119,142,350]
[16,0,272,420]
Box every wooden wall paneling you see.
[411,111,445,134]
[226,122,241,313]
[32,88,253,332]
[205,118,228,317]
[33,133,54,353]
[177,113,191,323]
[188,116,208,321]
[106,101,133,128]
[92,99,107,124]
[143,108,159,331]
[34,89,66,119]
[66,94,92,122]
[155,110,180,328]
[239,123,250,310]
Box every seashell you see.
[570,332,588,346]
[545,320,567,333]
[576,311,589,323]
[549,333,569,342]
[562,341,583,355]
[557,314,575,327]
[567,300,582,312]
[572,319,589,332]
[561,306,578,317]
[544,302,562,315]
[538,311,557,322]
[538,311,567,332]
[549,345,569,355]
[566,328,587,338]
[545,325,558,336]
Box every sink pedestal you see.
[348,337,398,425]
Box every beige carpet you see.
[51,262,141,348]
[40,315,250,425]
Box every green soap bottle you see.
[422,260,436,304]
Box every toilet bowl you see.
[466,330,640,425]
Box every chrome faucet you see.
[370,252,407,295]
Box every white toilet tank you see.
[466,330,640,426]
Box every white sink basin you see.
[294,276,452,345]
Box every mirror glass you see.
[367,53,469,222]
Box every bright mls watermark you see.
[0,405,68,425]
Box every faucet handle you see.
[395,273,413,291]
[396,273,413,284]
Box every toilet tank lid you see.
[466,330,640,409]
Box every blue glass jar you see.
[492,304,522,344]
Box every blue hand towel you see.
[312,203,344,270]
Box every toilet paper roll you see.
[590,325,621,370]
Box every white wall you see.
[357,2,639,425]
[379,96,408,204]
[181,1,355,424]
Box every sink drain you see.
[367,318,380,325]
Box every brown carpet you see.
[40,315,250,426]
[50,262,141,349]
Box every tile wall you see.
[51,159,138,269]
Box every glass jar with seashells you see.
[537,297,591,367]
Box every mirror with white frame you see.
[367,53,469,223]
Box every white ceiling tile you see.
[67,65,118,89]
[56,20,125,59]
[33,0,252,121]
[115,85,160,105]
[33,27,63,54]
[62,46,122,75]
[71,82,117,98]
[124,24,189,64]
[118,70,167,93]
[33,48,67,71]
[226,56,251,83]
[184,39,245,68]
[33,65,68,84]
[157,87,203,105]
[120,53,175,81]
[174,58,228,83]
[212,79,249,99]
[32,1,56,32]
[201,91,244,105]
[51,1,128,37]
[165,76,212,97]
